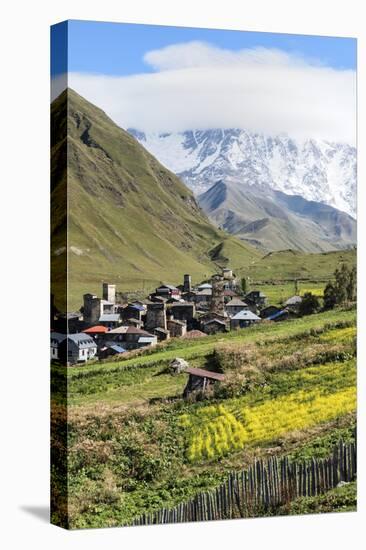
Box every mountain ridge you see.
[128,128,356,219]
[198,179,356,253]
[51,89,261,309]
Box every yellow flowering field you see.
[182,384,356,462]
[300,287,324,297]
[320,326,356,343]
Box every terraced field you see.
[52,307,357,528]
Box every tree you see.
[241,277,247,295]
[346,266,357,301]
[323,282,337,310]
[299,292,320,316]
[334,263,356,304]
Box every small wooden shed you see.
[183,367,225,398]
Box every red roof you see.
[83,325,109,334]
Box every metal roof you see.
[231,310,261,321]
[197,283,212,290]
[267,310,288,321]
[196,289,212,296]
[67,333,97,347]
[108,345,126,353]
[50,332,66,344]
[99,314,120,322]
[126,326,154,336]
[284,295,303,305]
[202,318,226,325]
[185,367,225,381]
[107,325,129,334]
[226,298,248,307]
[157,284,179,291]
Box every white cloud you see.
[63,41,355,144]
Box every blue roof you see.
[130,304,144,311]
[109,345,126,353]
[267,310,287,321]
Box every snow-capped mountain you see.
[128,129,356,218]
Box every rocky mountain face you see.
[128,129,356,219]
[198,180,356,253]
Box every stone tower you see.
[145,302,167,331]
[210,275,225,316]
[83,294,102,325]
[102,283,116,304]
[183,274,192,293]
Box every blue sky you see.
[51,19,356,78]
[51,20,356,144]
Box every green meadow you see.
[52,306,357,528]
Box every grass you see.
[64,307,356,380]
[238,248,356,282]
[273,481,356,516]
[53,89,261,311]
[181,358,356,462]
[50,306,357,528]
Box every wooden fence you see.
[131,439,357,526]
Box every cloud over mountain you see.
[58,41,355,144]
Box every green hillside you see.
[238,248,357,281]
[199,180,356,253]
[51,89,261,310]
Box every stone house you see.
[50,332,65,361]
[98,313,121,329]
[169,302,196,328]
[58,333,97,364]
[145,302,167,331]
[153,327,170,341]
[230,310,261,330]
[260,305,282,319]
[202,318,227,335]
[122,303,145,322]
[167,318,187,338]
[155,284,181,298]
[82,325,109,348]
[225,297,249,317]
[245,290,267,308]
[107,326,157,350]
[284,295,303,312]
[98,343,126,360]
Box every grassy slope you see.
[199,181,356,254]
[51,89,261,310]
[64,307,355,382]
[56,308,356,527]
[238,248,356,282]
[273,481,356,516]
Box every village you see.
[51,268,304,366]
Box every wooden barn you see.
[183,367,225,398]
